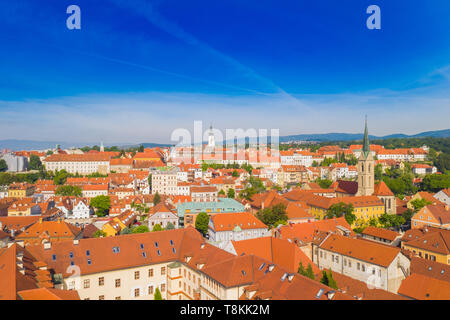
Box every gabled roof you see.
[210,212,267,232]
[319,234,401,267]
[277,217,352,243]
[17,287,80,300]
[373,181,394,197]
[404,228,450,255]
[231,236,320,274]
[328,269,406,300]
[361,226,400,242]
[398,273,450,300]
[410,257,450,283]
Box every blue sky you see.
[0,0,449,144]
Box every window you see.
[86,250,90,256]
[148,286,154,295]
[83,279,90,289]
[52,254,56,261]
[98,277,104,286]
[135,271,140,280]
[69,252,74,259]
[134,288,140,297]
[161,267,166,275]
[148,269,154,277]
[115,297,121,300]
[357,263,360,270]
[99,295,104,300]
[115,279,121,288]
[161,284,166,292]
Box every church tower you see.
[207,124,215,149]
[356,117,374,196]
[100,141,105,152]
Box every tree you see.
[152,224,163,232]
[297,262,306,276]
[93,230,107,238]
[46,150,54,156]
[435,153,450,173]
[55,185,82,197]
[154,287,163,300]
[327,202,356,225]
[91,195,111,217]
[378,213,405,229]
[148,174,152,189]
[421,173,450,193]
[239,176,266,200]
[132,225,150,233]
[315,178,332,189]
[138,145,144,152]
[227,188,235,198]
[231,170,239,177]
[374,164,383,181]
[218,189,225,196]
[53,169,70,185]
[320,270,329,286]
[153,192,161,206]
[120,227,132,235]
[195,212,210,236]
[165,222,175,230]
[28,154,42,170]
[410,198,432,212]
[256,203,288,228]
[305,264,315,280]
[0,159,7,172]
[326,270,338,289]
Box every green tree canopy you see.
[410,198,432,212]
[315,178,333,189]
[327,202,356,225]
[153,192,161,206]
[256,203,288,228]
[120,227,132,235]
[93,230,107,238]
[28,154,43,170]
[195,212,210,236]
[227,188,235,198]
[239,176,266,200]
[55,185,82,197]
[132,225,150,233]
[0,159,7,172]
[165,222,175,230]
[152,224,163,232]
[90,195,111,217]
[53,169,70,185]
[421,173,450,193]
[154,287,163,300]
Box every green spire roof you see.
[362,116,370,157]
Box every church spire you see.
[362,116,370,158]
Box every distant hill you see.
[279,129,450,142]
[0,140,173,151]
[1,129,448,150]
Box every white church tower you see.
[207,124,215,149]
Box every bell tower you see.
[356,117,374,196]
